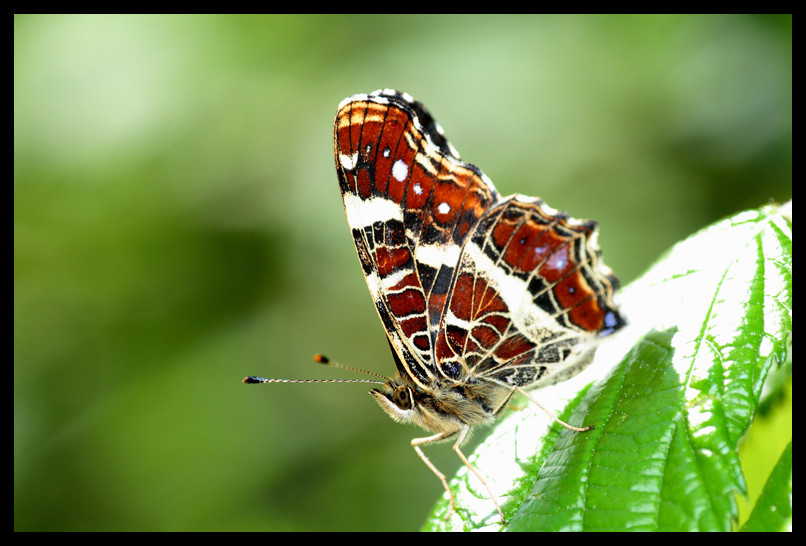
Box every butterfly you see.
[245,89,625,524]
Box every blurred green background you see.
[15,15,791,531]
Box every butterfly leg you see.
[411,431,458,518]
[515,386,593,432]
[450,427,506,524]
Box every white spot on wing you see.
[415,243,460,270]
[444,308,472,331]
[392,159,409,182]
[339,152,358,171]
[438,202,451,215]
[381,269,409,291]
[343,194,404,227]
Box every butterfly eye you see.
[392,385,412,410]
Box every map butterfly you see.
[245,89,625,523]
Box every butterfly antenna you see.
[312,354,391,381]
[242,354,388,385]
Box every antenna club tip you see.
[243,376,264,384]
[313,354,329,364]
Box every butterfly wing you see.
[436,194,625,388]
[334,90,499,389]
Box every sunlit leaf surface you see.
[425,204,791,531]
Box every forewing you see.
[334,90,500,388]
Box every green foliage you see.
[424,203,792,531]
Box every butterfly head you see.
[369,374,500,436]
[369,378,417,421]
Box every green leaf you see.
[740,441,792,532]
[422,203,792,531]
